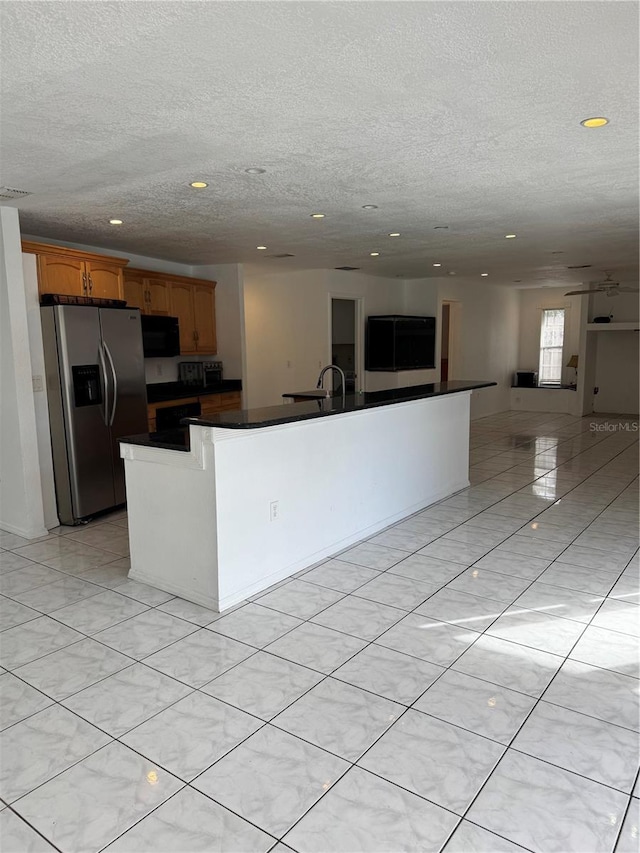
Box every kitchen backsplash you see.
[145,356,212,384]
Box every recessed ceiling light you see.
[362,204,378,210]
[514,280,522,283]
[109,219,123,225]
[433,263,442,267]
[505,234,517,239]
[310,213,325,219]
[370,252,380,257]
[580,117,609,128]
[388,232,400,237]
[481,273,489,277]
[256,245,267,250]
[245,167,266,174]
[190,181,208,188]
[447,271,456,276]
[433,225,449,230]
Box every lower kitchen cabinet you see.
[147,392,241,431]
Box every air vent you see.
[0,186,32,199]
[269,253,295,259]
[567,264,592,269]
[335,266,360,271]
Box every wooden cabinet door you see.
[193,284,217,353]
[123,275,146,311]
[199,396,223,416]
[146,278,171,315]
[37,255,86,296]
[170,282,197,353]
[86,262,123,299]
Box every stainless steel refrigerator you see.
[41,305,148,525]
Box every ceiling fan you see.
[565,273,639,298]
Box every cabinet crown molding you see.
[127,267,216,287]
[22,241,130,267]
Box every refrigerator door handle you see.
[103,341,118,426]
[98,343,110,427]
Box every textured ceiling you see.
[1,1,638,284]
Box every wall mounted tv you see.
[365,315,436,371]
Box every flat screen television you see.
[366,315,436,371]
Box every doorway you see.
[441,303,451,380]
[440,300,461,381]
[330,297,362,393]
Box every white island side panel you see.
[122,390,471,611]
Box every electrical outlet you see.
[156,363,163,377]
[32,375,44,392]
[269,500,280,522]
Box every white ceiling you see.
[1,1,638,285]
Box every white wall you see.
[440,280,518,419]
[517,287,582,384]
[21,254,58,528]
[242,268,406,408]
[243,269,518,416]
[0,209,48,538]
[193,263,245,387]
[592,332,639,414]
[590,289,638,323]
[585,289,639,415]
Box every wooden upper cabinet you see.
[123,272,146,311]
[24,243,217,357]
[24,242,127,300]
[193,284,217,354]
[86,261,123,299]
[170,281,198,354]
[123,269,171,315]
[37,255,86,296]
[146,278,170,315]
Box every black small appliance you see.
[514,371,538,388]
[141,315,180,358]
[366,315,436,371]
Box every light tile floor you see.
[0,411,638,853]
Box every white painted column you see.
[0,206,48,538]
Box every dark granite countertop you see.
[282,390,335,400]
[146,379,242,403]
[510,384,577,390]
[120,381,496,447]
[119,426,191,452]
[184,380,496,430]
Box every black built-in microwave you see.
[141,315,180,358]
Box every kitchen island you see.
[120,380,495,611]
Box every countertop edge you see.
[183,380,497,431]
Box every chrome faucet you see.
[316,364,346,398]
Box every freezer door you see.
[43,306,116,522]
[99,308,148,504]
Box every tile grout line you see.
[0,415,637,851]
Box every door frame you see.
[439,299,462,381]
[327,294,365,392]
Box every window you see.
[539,308,565,385]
